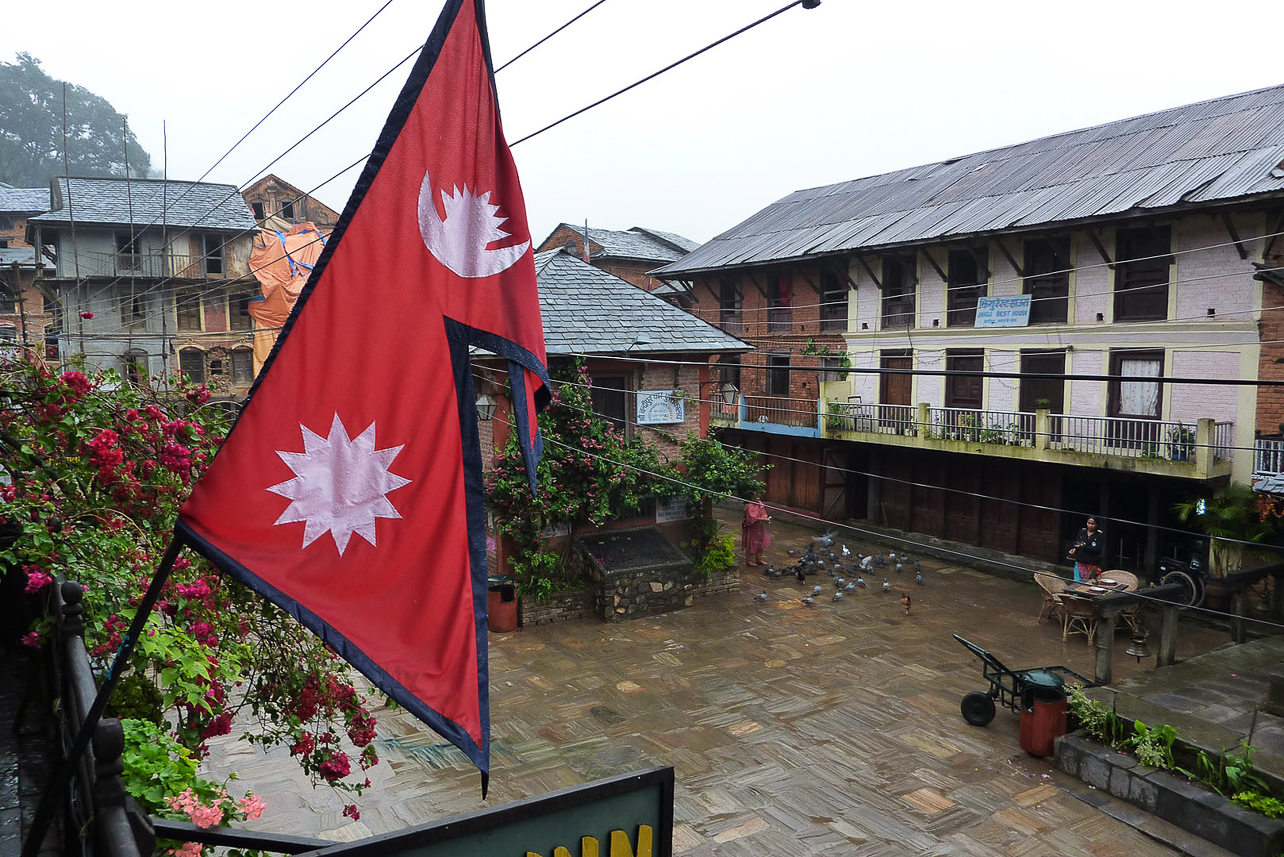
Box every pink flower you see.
[168,842,202,857]
[342,804,360,821]
[238,793,266,822]
[318,752,351,783]
[25,569,53,593]
[188,802,223,829]
[79,310,94,320]
[21,631,41,649]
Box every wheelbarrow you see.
[953,634,1094,726]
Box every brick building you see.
[241,174,340,231]
[0,186,54,357]
[536,223,697,295]
[657,84,1284,570]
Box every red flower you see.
[342,805,360,821]
[318,752,351,783]
[79,310,94,319]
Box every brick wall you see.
[1,213,33,248]
[1257,247,1284,434]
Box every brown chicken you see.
[900,592,912,615]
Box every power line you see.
[509,0,822,146]
[494,0,610,73]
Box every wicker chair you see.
[1103,571,1142,632]
[1057,594,1098,644]
[1035,572,1067,623]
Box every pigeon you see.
[841,545,851,557]
[860,555,874,571]
[890,551,897,562]
[814,530,836,548]
[882,578,890,593]
[787,549,799,556]
[856,552,865,561]
[754,590,769,602]
[914,560,921,573]
[844,581,856,592]
[901,592,912,615]
[802,596,815,605]
[832,591,844,602]
[856,577,866,589]
[895,562,903,574]
[915,570,923,585]
[796,567,806,582]
[835,577,846,588]
[874,554,887,568]
[811,584,823,596]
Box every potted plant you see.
[1172,484,1275,591]
[1168,421,1195,461]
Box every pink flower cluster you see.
[342,804,361,821]
[318,752,351,783]
[21,631,41,648]
[238,793,266,821]
[167,842,202,857]
[24,564,53,593]
[166,788,224,828]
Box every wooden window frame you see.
[202,235,225,277]
[718,277,742,335]
[766,273,792,333]
[819,268,847,332]
[766,352,791,397]
[175,288,203,332]
[946,248,987,327]
[1023,237,1070,324]
[880,254,916,329]
[231,349,254,385]
[944,349,984,410]
[1108,349,1165,419]
[1114,226,1172,322]
[178,348,205,384]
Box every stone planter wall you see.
[591,562,740,621]
[519,589,594,627]
[1055,733,1284,857]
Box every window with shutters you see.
[176,289,202,332]
[1114,226,1171,321]
[819,268,847,331]
[231,349,254,384]
[179,348,205,384]
[767,353,791,396]
[766,274,792,333]
[947,248,988,327]
[1023,238,1070,324]
[880,255,916,328]
[718,277,742,335]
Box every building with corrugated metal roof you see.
[536,222,699,300]
[655,83,1284,572]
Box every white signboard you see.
[975,295,1032,328]
[656,497,690,523]
[636,389,686,425]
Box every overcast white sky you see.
[6,0,1283,246]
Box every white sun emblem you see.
[417,169,530,278]
[268,414,411,556]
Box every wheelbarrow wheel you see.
[961,691,996,726]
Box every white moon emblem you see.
[417,170,530,278]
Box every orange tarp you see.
[247,222,327,373]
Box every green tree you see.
[0,53,151,187]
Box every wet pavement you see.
[201,511,1240,855]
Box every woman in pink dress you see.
[742,499,771,566]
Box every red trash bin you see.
[1019,698,1068,756]
[487,581,518,633]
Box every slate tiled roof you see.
[550,224,699,263]
[533,249,748,355]
[0,188,50,215]
[29,177,256,232]
[657,83,1284,276]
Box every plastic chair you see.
[1035,572,1067,623]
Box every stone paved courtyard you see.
[203,514,1235,855]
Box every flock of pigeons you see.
[753,530,920,616]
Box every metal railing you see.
[1052,415,1194,460]
[46,250,226,279]
[1212,421,1234,462]
[1255,437,1284,475]
[827,401,915,435]
[927,407,1037,446]
[744,395,816,428]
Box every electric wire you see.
[509,0,820,146]
[494,0,609,73]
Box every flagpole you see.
[22,537,185,857]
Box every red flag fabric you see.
[176,0,547,781]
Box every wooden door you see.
[980,467,1020,553]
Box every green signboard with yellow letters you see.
[308,768,672,857]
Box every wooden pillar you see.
[1157,605,1179,667]
[1231,587,1247,644]
[1094,611,1117,685]
[1150,493,1160,580]
[1273,571,1284,624]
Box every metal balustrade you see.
[1255,437,1284,475]
[926,407,1037,446]
[45,249,225,279]
[1052,415,1195,460]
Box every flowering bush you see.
[0,356,377,829]
[485,359,764,599]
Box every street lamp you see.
[475,393,496,421]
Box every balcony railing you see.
[744,395,815,428]
[1255,437,1284,476]
[45,249,227,279]
[928,407,1037,446]
[1052,415,1198,461]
